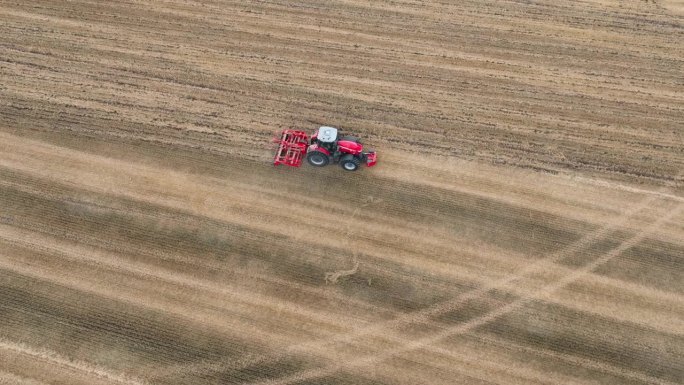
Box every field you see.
[1,1,683,384]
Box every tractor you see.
[273,126,377,171]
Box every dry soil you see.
[0,1,683,384]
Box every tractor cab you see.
[314,126,338,143]
[311,126,338,153]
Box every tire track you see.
[187,177,681,383]
[255,203,683,385]
[4,131,672,380]
[2,130,681,384]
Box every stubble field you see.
[0,1,683,384]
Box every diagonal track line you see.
[6,134,677,383]
[195,181,679,382]
[255,202,683,385]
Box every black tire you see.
[339,154,360,171]
[306,151,329,167]
[338,136,362,144]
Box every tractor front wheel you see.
[340,154,360,171]
[306,151,329,167]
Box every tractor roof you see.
[317,126,338,142]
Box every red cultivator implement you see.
[273,126,377,171]
[273,129,309,167]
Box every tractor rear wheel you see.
[340,154,360,171]
[306,151,329,167]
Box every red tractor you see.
[274,126,377,171]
